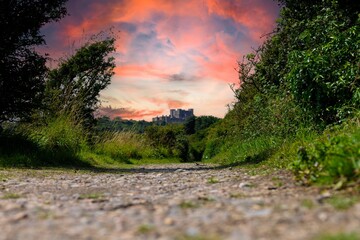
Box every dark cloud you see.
[97,106,163,120]
[167,73,198,82]
[116,22,137,33]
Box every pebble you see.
[0,164,358,240]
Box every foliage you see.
[293,117,360,185]
[0,116,88,167]
[93,131,154,164]
[315,232,360,240]
[204,0,360,188]
[0,0,68,123]
[95,116,152,133]
[144,124,189,161]
[184,116,220,135]
[255,0,360,123]
[45,38,116,128]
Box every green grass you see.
[78,193,104,200]
[301,199,315,209]
[0,117,184,169]
[2,193,22,199]
[207,177,219,184]
[315,232,360,240]
[179,201,198,209]
[137,224,156,234]
[205,112,360,188]
[176,234,220,240]
[325,196,359,210]
[292,118,360,186]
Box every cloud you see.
[41,0,280,120]
[147,98,190,109]
[97,106,163,120]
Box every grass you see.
[205,113,360,188]
[78,193,104,200]
[301,199,315,209]
[207,177,219,184]
[0,116,184,169]
[179,201,198,209]
[137,224,156,234]
[176,234,220,240]
[325,196,359,210]
[2,193,22,199]
[315,232,360,240]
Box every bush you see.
[0,116,88,167]
[144,124,190,161]
[293,117,360,185]
[93,131,154,164]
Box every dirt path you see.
[0,164,359,240]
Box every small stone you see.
[9,212,28,223]
[163,217,174,225]
[239,182,251,188]
[318,212,328,221]
[186,227,199,237]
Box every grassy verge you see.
[205,113,360,186]
[0,116,185,169]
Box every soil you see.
[0,163,359,240]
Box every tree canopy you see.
[45,38,116,128]
[238,0,360,124]
[0,0,68,123]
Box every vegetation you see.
[45,37,115,129]
[0,0,359,189]
[95,116,152,133]
[201,0,360,187]
[0,0,68,123]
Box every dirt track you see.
[0,164,359,240]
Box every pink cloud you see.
[41,0,280,120]
[147,98,190,109]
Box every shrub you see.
[94,131,154,164]
[293,117,360,185]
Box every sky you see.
[40,0,280,121]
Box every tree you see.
[250,0,360,123]
[45,38,116,128]
[184,116,196,135]
[0,0,68,123]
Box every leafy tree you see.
[249,0,360,124]
[184,116,196,135]
[0,0,68,123]
[45,38,116,128]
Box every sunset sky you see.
[40,0,280,121]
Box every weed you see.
[207,177,219,184]
[137,224,155,234]
[179,201,198,209]
[315,232,360,240]
[301,199,315,209]
[229,192,246,198]
[325,196,359,210]
[271,177,284,188]
[176,234,220,240]
[292,120,360,186]
[78,193,104,200]
[2,193,21,199]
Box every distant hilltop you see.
[152,109,194,124]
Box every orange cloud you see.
[147,98,190,109]
[41,0,280,120]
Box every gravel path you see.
[0,163,359,240]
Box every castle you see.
[152,108,194,124]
